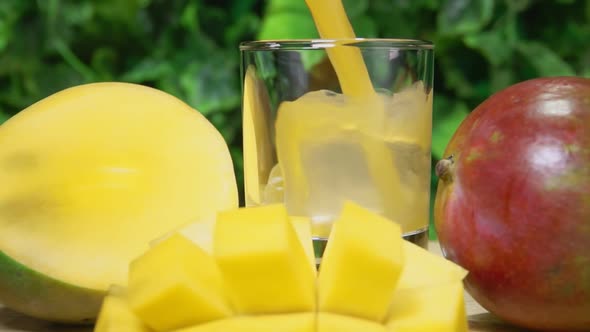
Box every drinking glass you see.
[240,39,434,257]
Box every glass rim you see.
[240,38,434,51]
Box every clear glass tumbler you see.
[240,39,434,256]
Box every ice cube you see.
[275,91,399,234]
[385,139,431,233]
[379,82,433,151]
[262,164,284,204]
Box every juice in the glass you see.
[265,84,432,242]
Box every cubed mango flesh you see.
[94,286,151,332]
[317,312,387,332]
[318,201,404,322]
[290,216,318,275]
[175,313,315,332]
[386,280,468,332]
[396,241,468,290]
[213,204,316,314]
[127,234,232,331]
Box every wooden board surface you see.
[0,242,528,332]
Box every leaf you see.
[516,41,576,77]
[432,96,470,159]
[343,0,369,18]
[504,0,531,13]
[179,54,241,115]
[351,15,378,38]
[265,0,309,14]
[121,58,174,83]
[437,0,495,36]
[0,111,9,125]
[463,31,512,66]
[257,12,318,40]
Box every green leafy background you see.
[1,0,589,239]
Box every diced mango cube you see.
[149,217,216,254]
[94,286,151,332]
[318,313,387,332]
[127,234,232,331]
[386,280,468,332]
[214,204,316,314]
[290,216,317,275]
[175,313,316,332]
[318,201,404,322]
[396,241,468,290]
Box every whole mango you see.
[435,76,590,331]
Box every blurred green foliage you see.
[0,0,589,237]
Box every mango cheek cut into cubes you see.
[289,216,318,275]
[396,240,468,290]
[318,201,404,322]
[213,204,316,314]
[175,313,316,332]
[386,280,468,332]
[94,286,151,332]
[127,234,232,331]
[317,312,387,332]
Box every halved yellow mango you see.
[0,82,238,322]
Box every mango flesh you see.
[213,204,316,314]
[92,202,469,332]
[289,216,318,275]
[386,281,468,332]
[94,286,151,332]
[318,201,404,322]
[396,240,468,290]
[127,234,232,331]
[175,313,315,332]
[317,313,387,332]
[0,82,238,322]
[242,65,276,206]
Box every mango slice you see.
[318,201,404,322]
[175,313,315,332]
[94,286,151,332]
[290,216,318,274]
[318,313,387,332]
[242,65,276,206]
[127,234,232,331]
[214,204,316,314]
[396,241,468,290]
[386,280,468,332]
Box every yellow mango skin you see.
[396,241,468,290]
[128,234,232,331]
[386,281,468,332]
[214,204,316,314]
[94,287,151,332]
[318,312,387,332]
[318,201,404,322]
[0,83,238,322]
[175,313,315,332]
[289,216,318,275]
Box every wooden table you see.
[0,242,528,332]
